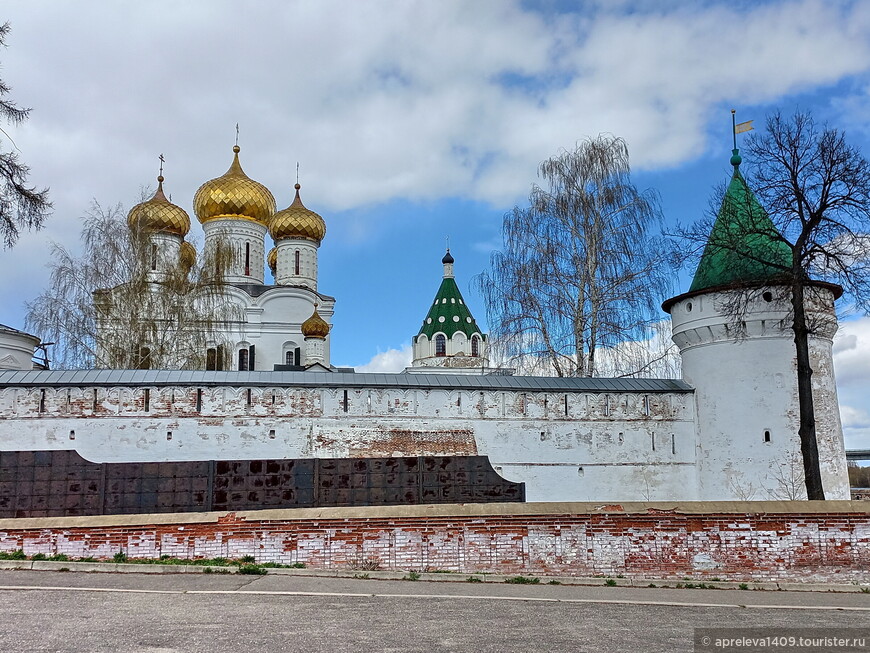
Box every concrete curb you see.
[1,559,868,593]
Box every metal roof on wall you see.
[0,369,692,393]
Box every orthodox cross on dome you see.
[235,123,240,147]
[296,161,300,185]
[158,153,165,177]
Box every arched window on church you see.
[206,346,225,371]
[244,242,251,277]
[150,244,158,271]
[295,250,301,275]
[238,348,249,371]
[435,334,447,357]
[471,335,480,357]
[285,350,295,366]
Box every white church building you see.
[0,145,851,509]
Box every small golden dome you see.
[269,184,327,243]
[179,241,197,270]
[193,145,276,226]
[267,246,277,275]
[127,176,191,237]
[301,303,330,339]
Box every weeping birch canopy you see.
[25,200,238,369]
[476,135,673,377]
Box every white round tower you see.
[663,150,849,500]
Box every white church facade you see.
[0,145,851,507]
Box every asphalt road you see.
[1,570,868,652]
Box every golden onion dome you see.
[127,176,191,237]
[179,241,197,270]
[301,303,330,339]
[193,145,276,226]
[267,246,277,276]
[269,184,326,243]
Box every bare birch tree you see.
[0,22,50,248]
[25,200,238,369]
[476,135,672,377]
[676,110,870,500]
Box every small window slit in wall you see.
[144,389,150,412]
[577,466,584,477]
[764,430,771,443]
[603,395,610,417]
[343,389,349,413]
[65,390,71,411]
[166,431,172,441]
[643,395,650,417]
[271,392,275,405]
[69,430,75,441]
[246,388,252,407]
[39,389,46,413]
[196,389,202,412]
[543,395,548,415]
[671,433,676,455]
[651,432,656,451]
[618,432,624,444]
[269,429,276,439]
[92,388,98,411]
[564,395,569,416]
[521,393,527,415]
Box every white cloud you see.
[355,344,413,373]
[840,405,870,430]
[832,316,870,385]
[833,316,870,450]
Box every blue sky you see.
[2,0,870,448]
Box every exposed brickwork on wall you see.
[1,503,868,582]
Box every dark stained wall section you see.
[0,451,524,518]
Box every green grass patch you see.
[466,576,483,583]
[238,564,266,575]
[505,576,540,585]
[604,579,617,587]
[402,571,421,581]
[0,550,27,560]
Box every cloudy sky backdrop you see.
[2,0,870,448]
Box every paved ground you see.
[1,570,868,652]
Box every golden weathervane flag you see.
[735,120,754,134]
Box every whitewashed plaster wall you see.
[0,385,696,502]
[220,286,334,370]
[0,330,38,371]
[202,219,268,284]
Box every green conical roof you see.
[417,253,485,340]
[689,150,792,293]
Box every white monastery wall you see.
[0,384,695,502]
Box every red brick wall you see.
[1,503,868,582]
